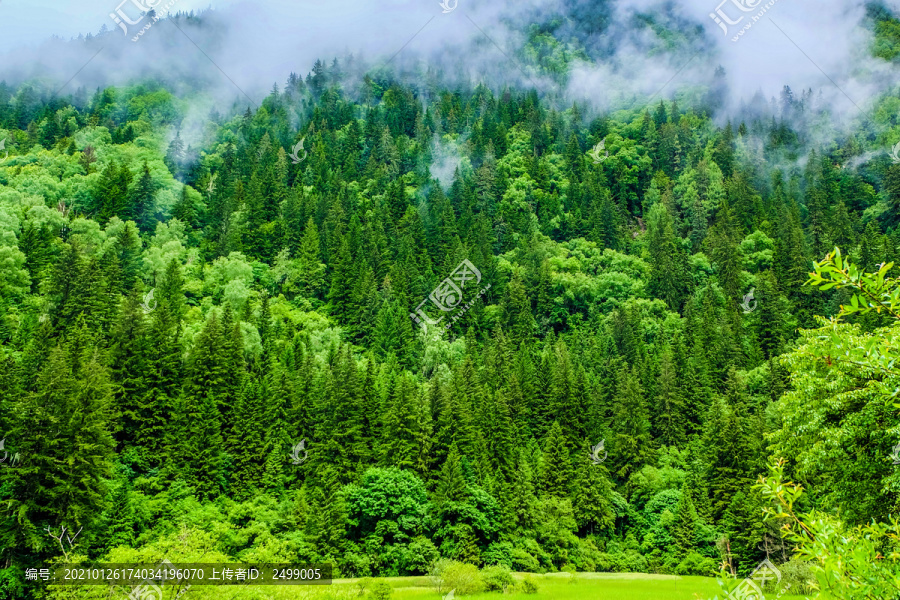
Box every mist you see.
[0,0,898,127]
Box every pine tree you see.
[707,200,743,310]
[722,489,767,574]
[380,371,422,469]
[611,366,651,481]
[101,470,135,551]
[654,344,687,447]
[128,160,156,228]
[646,202,690,312]
[541,421,573,498]
[327,234,354,322]
[571,440,615,536]
[305,465,348,563]
[701,396,752,521]
[173,311,227,500]
[436,443,469,505]
[503,270,535,345]
[0,322,115,555]
[109,293,152,451]
[297,218,326,299]
[229,375,268,499]
[672,483,697,557]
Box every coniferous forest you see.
[3,3,900,599]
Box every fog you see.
[0,0,897,123]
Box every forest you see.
[1,3,900,599]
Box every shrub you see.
[0,567,25,600]
[521,574,540,594]
[481,565,514,592]
[514,538,551,572]
[597,550,649,573]
[675,551,718,576]
[561,563,579,584]
[441,561,484,595]
[428,557,453,592]
[481,541,514,569]
[400,536,440,575]
[354,577,373,597]
[779,557,816,595]
[510,546,541,572]
[572,537,603,572]
[368,581,392,600]
[341,552,373,578]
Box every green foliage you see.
[480,564,514,592]
[368,581,393,600]
[756,459,900,599]
[520,574,540,593]
[439,561,483,595]
[0,49,898,600]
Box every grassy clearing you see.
[132,573,810,600]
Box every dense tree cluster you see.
[1,12,900,596]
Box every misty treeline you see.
[1,10,900,598]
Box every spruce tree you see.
[571,440,615,536]
[0,322,115,556]
[672,483,698,557]
[611,366,651,481]
[174,312,227,500]
[541,421,573,498]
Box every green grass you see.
[352,573,809,600]
[53,573,813,599]
[172,573,808,600]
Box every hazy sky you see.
[0,0,897,121]
[0,1,234,53]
